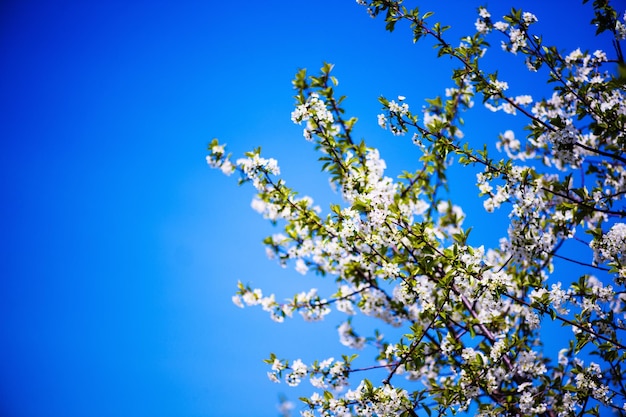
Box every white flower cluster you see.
[575,362,611,405]
[354,384,410,417]
[291,93,335,141]
[509,185,556,264]
[514,350,547,378]
[549,282,571,314]
[388,99,409,116]
[422,111,443,129]
[495,130,537,161]
[337,321,366,349]
[532,91,574,122]
[493,21,508,32]
[504,27,525,54]
[446,82,475,109]
[268,356,350,392]
[208,23,626,411]
[235,153,280,190]
[591,88,626,123]
[392,275,437,320]
[286,359,308,386]
[474,7,491,34]
[252,194,319,224]
[377,113,387,129]
[522,12,538,25]
[305,381,411,417]
[493,11,537,54]
[564,48,610,84]
[518,383,547,415]
[251,198,289,222]
[378,96,410,136]
[334,285,357,315]
[359,287,402,326]
[490,79,508,93]
[232,284,332,323]
[334,149,413,259]
[206,143,235,175]
[489,339,507,361]
[591,222,626,264]
[477,165,565,266]
[485,94,533,115]
[476,172,509,212]
[616,12,626,40]
[547,125,582,168]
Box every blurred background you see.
[0,1,612,416]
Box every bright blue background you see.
[0,1,613,416]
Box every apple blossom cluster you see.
[208,1,626,415]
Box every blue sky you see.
[0,1,615,416]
